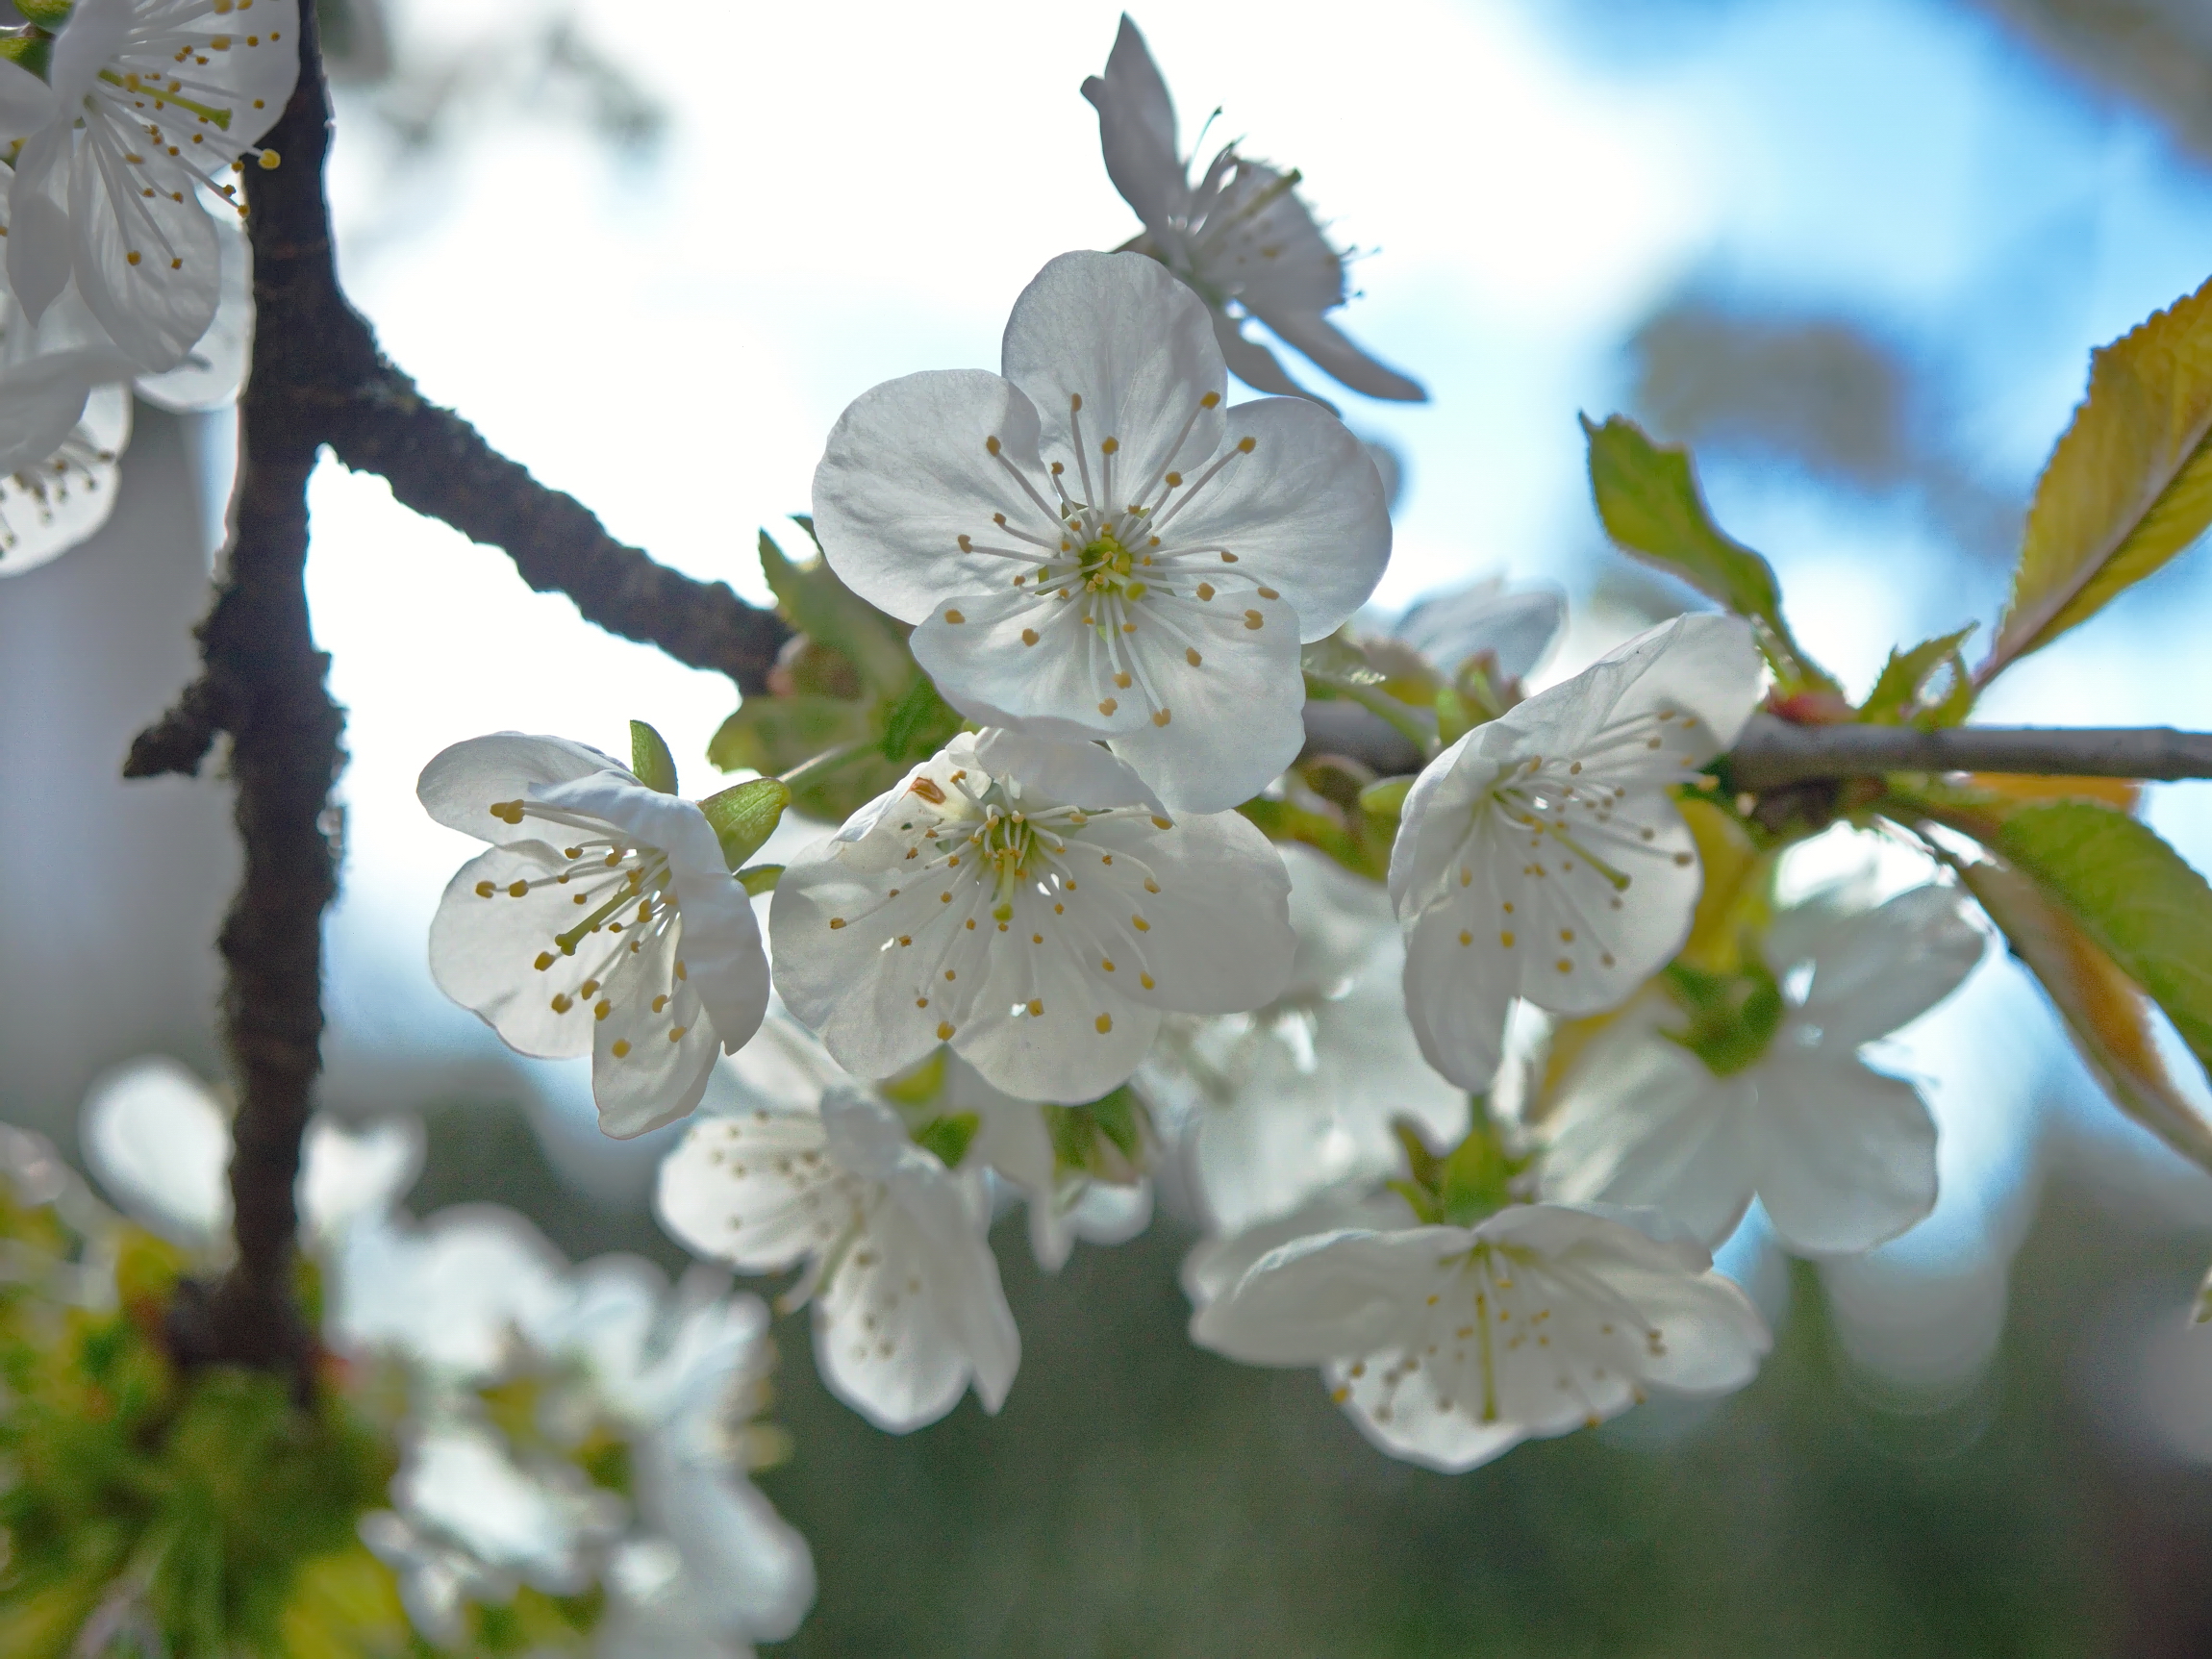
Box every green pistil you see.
[1661,961,1784,1077]
[99,68,234,130]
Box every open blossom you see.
[0,0,297,372]
[1191,1201,1771,1472]
[1389,614,1764,1090]
[769,726,1295,1101]
[1140,842,1465,1234]
[1082,14,1422,406]
[813,249,1391,814]
[419,733,769,1139]
[1543,884,1985,1256]
[657,1090,1019,1433]
[724,1007,1149,1273]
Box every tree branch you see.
[1725,714,2212,790]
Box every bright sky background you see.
[148,0,2212,1288]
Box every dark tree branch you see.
[1725,715,2212,790]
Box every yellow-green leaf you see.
[1959,856,2212,1175]
[1581,414,1835,692]
[1990,273,2212,676]
[1859,626,1973,725]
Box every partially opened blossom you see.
[1192,1201,1771,1472]
[769,725,1295,1100]
[1082,14,1422,405]
[812,250,1391,814]
[1390,614,1764,1090]
[1543,884,1985,1256]
[1140,843,1465,1233]
[419,732,770,1139]
[726,1006,1149,1272]
[0,0,296,372]
[657,1090,1019,1433]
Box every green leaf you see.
[1989,274,2212,678]
[757,527,913,695]
[628,720,678,794]
[913,1112,981,1170]
[1957,855,2212,1176]
[878,669,961,765]
[1859,626,1973,725]
[737,863,783,896]
[696,778,789,870]
[1581,414,1835,692]
[1985,800,2212,1080]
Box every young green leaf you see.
[628,719,678,794]
[1581,414,1834,691]
[1986,274,2212,681]
[697,777,790,870]
[757,527,915,695]
[1958,856,2212,1175]
[1859,626,1973,725]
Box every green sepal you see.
[913,1112,981,1170]
[1660,960,1784,1077]
[879,1048,947,1108]
[0,28,53,78]
[11,2,70,32]
[1389,1106,1530,1227]
[629,719,679,794]
[697,778,789,872]
[737,863,783,897]
[1044,1087,1153,1184]
[1357,775,1414,820]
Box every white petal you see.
[427,844,612,1060]
[0,346,130,475]
[1542,1022,1761,1247]
[133,215,250,414]
[1752,1055,1938,1256]
[0,56,56,138]
[1148,396,1390,640]
[298,1115,423,1244]
[1080,16,1187,234]
[7,127,76,325]
[628,1420,817,1645]
[66,124,220,374]
[812,366,1047,624]
[415,732,625,842]
[656,1110,860,1273]
[1210,307,1316,400]
[1788,884,1985,1048]
[325,1206,571,1381]
[1395,578,1566,685]
[724,1007,847,1115]
[0,383,129,576]
[1190,1226,1446,1365]
[80,1055,231,1249]
[593,931,728,1140]
[1181,1185,1418,1306]
[1256,307,1425,403]
[972,724,1165,815]
[1001,251,1226,497]
[50,0,134,105]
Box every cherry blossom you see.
[1191,1201,1771,1472]
[768,726,1295,1101]
[1082,14,1422,405]
[0,0,296,372]
[1389,614,1764,1090]
[419,732,770,1139]
[812,250,1391,814]
[1543,884,1985,1255]
[656,1089,1019,1433]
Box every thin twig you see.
[1726,714,2212,791]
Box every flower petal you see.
[0,56,56,138]
[427,845,605,1060]
[80,1055,231,1249]
[1079,16,1187,235]
[1190,1225,1446,1365]
[0,346,129,475]
[1257,307,1426,404]
[1788,883,1985,1048]
[593,932,725,1139]
[66,121,221,373]
[1752,1056,1938,1256]
[415,733,626,842]
[1395,578,1566,684]
[656,1110,859,1273]
[1210,308,1318,402]
[1149,396,1390,640]
[812,366,1047,624]
[7,126,76,325]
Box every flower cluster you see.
[0,0,289,574]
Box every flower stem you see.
[780,741,873,792]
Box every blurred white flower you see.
[1390,614,1763,1090]
[1081,14,1422,406]
[0,0,295,371]
[419,732,770,1140]
[1140,842,1466,1233]
[769,726,1295,1102]
[1191,1200,1770,1472]
[1543,884,1985,1256]
[812,249,1391,814]
[1391,575,1568,686]
[657,1090,1019,1433]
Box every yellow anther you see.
[612,1040,632,1058]
[1021,628,1039,645]
[828,917,846,930]
[1114,670,1132,689]
[550,993,572,1014]
[507,880,530,898]
[1098,697,1118,716]
[1095,1014,1113,1033]
[1244,610,1265,630]
[1195,582,1215,600]
[1501,932,1516,946]
[1186,647,1202,666]
[475,880,495,898]
[1151,709,1171,727]
[937,1020,955,1039]
[534,951,555,971]
[944,609,965,624]
[594,1000,611,1019]
[668,1026,687,1042]
[1101,437,1119,454]
[1027,999,1043,1017]
[1256,586,1279,600]
[1236,436,1256,453]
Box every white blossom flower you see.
[812,250,1391,814]
[1389,614,1764,1090]
[1081,14,1422,405]
[656,1089,1019,1433]
[720,1005,1148,1272]
[1191,1201,1771,1472]
[1542,884,1985,1256]
[1140,842,1466,1234]
[769,726,1295,1101]
[419,733,771,1140]
[0,0,296,372]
